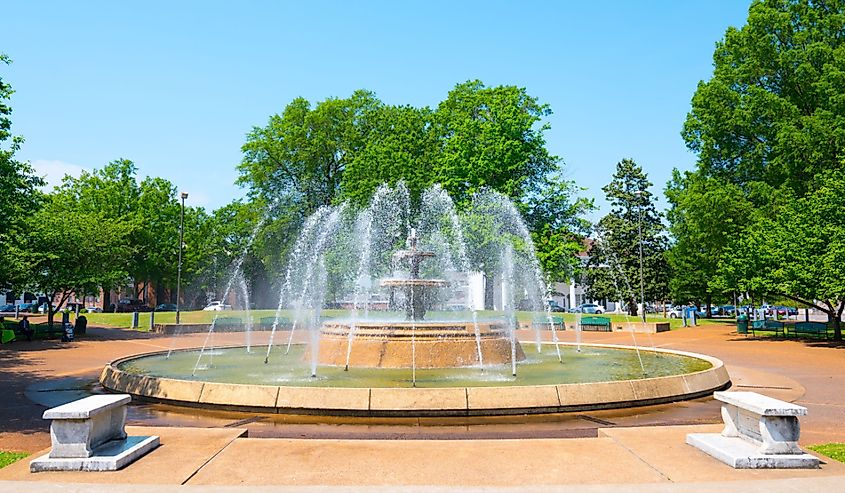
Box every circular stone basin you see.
[101,343,730,417]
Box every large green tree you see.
[665,171,754,314]
[586,159,669,316]
[432,80,558,207]
[683,0,845,197]
[0,53,44,290]
[21,194,132,325]
[675,0,845,338]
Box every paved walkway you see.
[0,321,843,490]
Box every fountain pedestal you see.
[317,321,525,368]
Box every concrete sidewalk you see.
[1,424,842,489]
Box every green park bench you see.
[579,316,611,332]
[532,316,565,331]
[214,317,244,330]
[789,321,829,339]
[259,316,292,330]
[750,319,784,337]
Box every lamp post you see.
[176,192,188,325]
[633,190,646,324]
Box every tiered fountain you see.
[101,183,730,417]
[317,229,523,369]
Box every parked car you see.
[112,299,152,312]
[546,300,566,312]
[155,303,178,312]
[202,300,232,311]
[37,303,57,314]
[0,304,15,312]
[720,305,736,316]
[16,302,37,313]
[85,306,103,313]
[572,303,604,314]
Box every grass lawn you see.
[0,451,28,469]
[79,309,708,330]
[807,443,845,462]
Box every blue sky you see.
[3,1,750,217]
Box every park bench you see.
[214,317,244,330]
[579,316,611,332]
[531,316,564,331]
[686,391,819,468]
[789,321,829,339]
[30,394,159,471]
[750,319,784,337]
[260,316,292,330]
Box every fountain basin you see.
[100,343,730,417]
[317,321,524,368]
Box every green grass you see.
[807,443,845,462]
[79,309,701,330]
[0,451,28,469]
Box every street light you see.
[633,190,646,324]
[176,192,188,325]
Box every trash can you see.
[737,314,749,335]
[75,315,87,335]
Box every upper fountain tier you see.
[379,228,448,320]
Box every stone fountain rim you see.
[99,343,731,417]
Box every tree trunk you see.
[628,297,637,317]
[705,293,712,318]
[833,317,842,341]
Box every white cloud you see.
[30,159,87,190]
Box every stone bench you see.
[30,394,159,472]
[686,391,819,468]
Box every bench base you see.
[30,435,159,472]
[686,433,819,469]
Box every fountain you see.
[101,183,730,417]
[317,227,523,369]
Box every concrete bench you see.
[30,394,159,472]
[687,391,819,468]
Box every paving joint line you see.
[180,431,245,485]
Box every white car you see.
[202,301,232,311]
[85,306,103,313]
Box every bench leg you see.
[759,416,803,455]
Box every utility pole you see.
[176,192,188,325]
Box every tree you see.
[20,195,132,325]
[677,0,845,338]
[433,80,558,207]
[757,169,845,340]
[683,0,845,199]
[586,159,669,316]
[665,170,754,313]
[0,53,44,289]
[522,173,593,282]
[339,105,438,206]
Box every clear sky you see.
[2,1,750,217]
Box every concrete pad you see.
[187,437,668,486]
[599,425,845,482]
[686,433,819,469]
[198,383,279,409]
[466,385,559,411]
[369,387,467,411]
[277,386,370,411]
[30,435,160,472]
[0,426,246,484]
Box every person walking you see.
[20,316,32,341]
